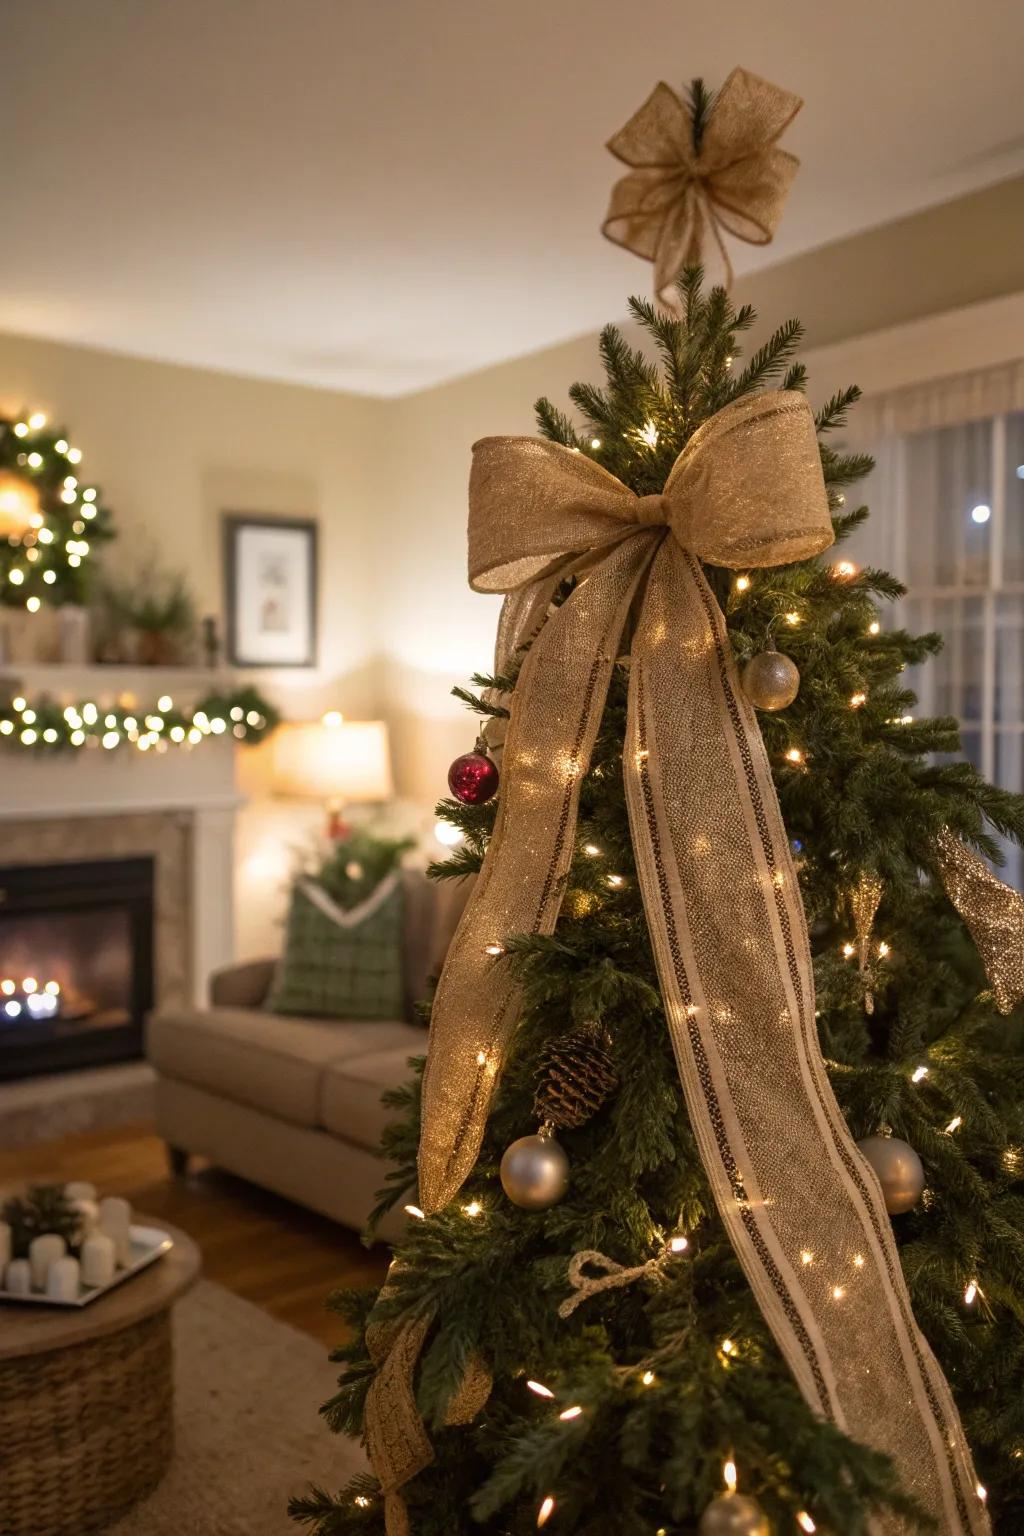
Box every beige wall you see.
[2,174,1022,957]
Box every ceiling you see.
[2,0,1023,397]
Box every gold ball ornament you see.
[500,1127,569,1210]
[698,1494,769,1535]
[856,1135,925,1215]
[741,649,800,711]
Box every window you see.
[848,410,1024,888]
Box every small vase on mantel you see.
[58,605,91,665]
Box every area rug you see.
[108,1279,366,1536]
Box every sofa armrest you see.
[209,958,277,1009]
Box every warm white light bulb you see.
[735,575,751,592]
[537,1496,556,1528]
[797,1514,817,1533]
[404,1204,426,1220]
[971,504,991,525]
[28,411,46,430]
[723,1459,737,1493]
[26,596,40,613]
[435,819,463,847]
[911,1065,929,1083]
[527,1380,555,1399]
[559,1405,583,1421]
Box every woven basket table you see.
[0,1216,200,1536]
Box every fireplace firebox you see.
[0,856,155,1081]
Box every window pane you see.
[903,594,985,724]
[903,420,992,588]
[1003,412,1024,584]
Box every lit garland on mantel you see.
[0,413,116,608]
[0,685,280,753]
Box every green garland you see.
[0,413,116,608]
[0,684,279,753]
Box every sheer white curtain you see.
[843,363,1024,888]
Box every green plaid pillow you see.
[266,871,405,1020]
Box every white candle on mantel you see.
[46,1255,81,1302]
[80,1232,117,1289]
[29,1233,67,1289]
[98,1196,132,1267]
[0,1220,10,1273]
[5,1258,32,1295]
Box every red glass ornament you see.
[448,749,499,805]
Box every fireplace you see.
[0,856,155,1081]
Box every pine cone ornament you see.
[534,1023,618,1130]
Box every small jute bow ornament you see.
[359,389,994,1536]
[602,67,802,304]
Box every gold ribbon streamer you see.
[410,389,988,1534]
[602,67,802,303]
[849,872,884,1015]
[937,827,1024,1015]
[364,1262,493,1534]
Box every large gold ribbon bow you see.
[602,67,802,303]
[417,391,989,1535]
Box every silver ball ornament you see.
[500,1129,569,1210]
[698,1493,770,1536]
[857,1134,925,1215]
[741,649,800,711]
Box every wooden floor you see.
[0,1123,390,1347]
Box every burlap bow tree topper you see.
[602,67,802,304]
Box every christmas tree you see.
[290,274,1024,1536]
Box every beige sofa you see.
[146,870,467,1242]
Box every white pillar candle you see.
[65,1180,97,1203]
[46,1255,81,1302]
[29,1233,67,1289]
[98,1196,132,1267]
[70,1197,100,1238]
[0,1220,10,1273]
[80,1232,117,1289]
[5,1258,32,1295]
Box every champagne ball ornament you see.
[741,648,800,712]
[448,739,500,805]
[698,1494,770,1535]
[857,1135,926,1215]
[500,1125,570,1210]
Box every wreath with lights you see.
[0,412,115,608]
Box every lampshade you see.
[271,718,393,803]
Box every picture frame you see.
[223,515,318,668]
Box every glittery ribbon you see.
[411,389,988,1534]
[937,827,1024,1015]
[602,68,802,303]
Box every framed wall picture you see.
[223,515,318,668]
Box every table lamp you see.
[271,713,393,837]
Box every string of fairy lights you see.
[0,687,279,753]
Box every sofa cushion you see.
[147,1007,418,1129]
[320,1027,425,1151]
[267,873,405,1021]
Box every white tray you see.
[0,1223,173,1308]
